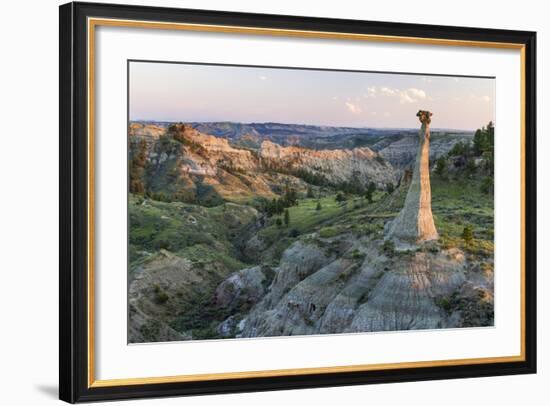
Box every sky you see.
[129,61,495,131]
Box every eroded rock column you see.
[387,110,438,243]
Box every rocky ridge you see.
[130,124,398,203]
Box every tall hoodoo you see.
[387,110,438,243]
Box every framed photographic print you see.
[59,1,537,403]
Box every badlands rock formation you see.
[259,140,395,188]
[386,110,439,243]
[229,236,490,338]
[129,123,398,202]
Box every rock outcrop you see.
[129,122,166,138]
[233,235,491,338]
[214,265,273,312]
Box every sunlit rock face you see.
[387,110,439,243]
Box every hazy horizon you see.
[129,61,495,131]
[130,118,476,133]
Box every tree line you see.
[434,121,494,194]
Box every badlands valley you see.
[128,121,494,343]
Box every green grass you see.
[319,226,345,238]
[258,194,381,241]
[271,192,385,232]
[252,192,389,264]
[129,194,257,265]
[178,243,247,272]
[431,176,494,255]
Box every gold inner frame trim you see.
[87,17,527,388]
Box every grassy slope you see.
[129,195,258,274]
[254,192,387,264]
[431,175,494,257]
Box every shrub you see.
[155,240,170,250]
[315,201,322,211]
[481,176,494,195]
[439,234,457,250]
[365,182,376,203]
[436,297,452,313]
[448,141,467,157]
[350,249,365,259]
[354,223,382,237]
[319,226,340,238]
[435,156,448,178]
[151,191,169,202]
[461,225,474,243]
[153,285,169,304]
[382,239,395,256]
[465,159,477,176]
[335,192,346,202]
[288,228,300,238]
[428,244,440,254]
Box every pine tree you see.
[465,159,477,176]
[435,156,448,178]
[284,209,290,227]
[365,182,376,203]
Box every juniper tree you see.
[284,209,290,227]
[365,182,376,203]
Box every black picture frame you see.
[59,1,537,403]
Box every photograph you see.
[0,0,542,403]
[127,61,496,343]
